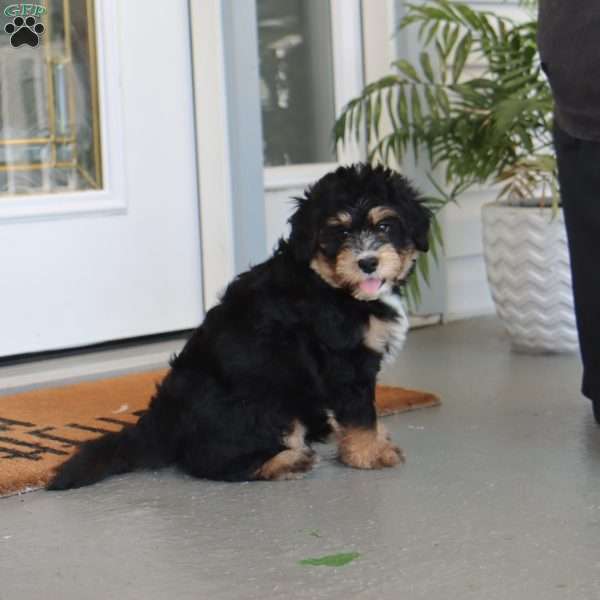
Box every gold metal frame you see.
[0,0,103,190]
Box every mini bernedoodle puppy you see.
[48,164,431,490]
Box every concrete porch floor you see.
[1,316,599,600]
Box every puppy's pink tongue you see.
[359,278,382,295]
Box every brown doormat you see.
[0,370,440,496]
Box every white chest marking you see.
[374,291,409,364]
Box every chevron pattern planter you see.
[481,203,578,354]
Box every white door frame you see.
[189,0,236,310]
[0,0,204,357]
[189,0,268,311]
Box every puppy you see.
[47,164,431,489]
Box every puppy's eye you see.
[340,229,350,238]
[376,222,392,233]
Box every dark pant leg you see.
[553,123,600,403]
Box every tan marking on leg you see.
[376,421,393,442]
[337,421,404,469]
[255,449,316,481]
[255,420,316,481]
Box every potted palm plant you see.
[334,0,577,353]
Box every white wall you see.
[265,187,298,253]
[443,190,494,320]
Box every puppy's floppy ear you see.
[388,170,431,253]
[411,201,432,253]
[287,193,318,263]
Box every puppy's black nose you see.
[358,256,378,274]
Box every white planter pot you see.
[481,202,578,354]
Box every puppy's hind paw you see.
[255,448,316,481]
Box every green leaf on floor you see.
[299,552,360,567]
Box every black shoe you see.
[593,397,600,425]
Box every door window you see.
[0,0,102,196]
[257,0,337,167]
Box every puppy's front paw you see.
[338,425,405,470]
[373,440,405,468]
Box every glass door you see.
[0,0,204,357]
[1,0,101,195]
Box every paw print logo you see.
[4,16,45,48]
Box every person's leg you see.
[553,123,600,422]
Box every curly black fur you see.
[47,164,430,489]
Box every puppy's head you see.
[288,164,431,301]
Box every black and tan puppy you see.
[48,164,431,489]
